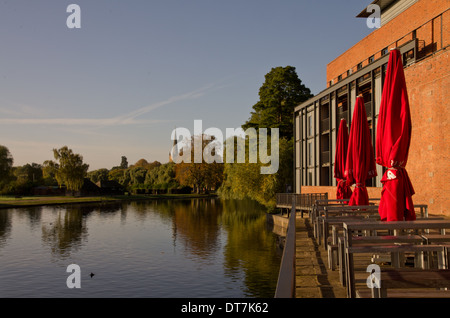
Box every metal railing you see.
[276,193,328,210]
[274,198,296,298]
[274,192,329,298]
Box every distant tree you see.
[219,137,292,209]
[131,159,161,170]
[243,66,312,139]
[6,163,44,195]
[87,168,109,184]
[108,168,125,184]
[128,166,147,188]
[14,163,43,184]
[0,145,13,186]
[42,160,59,185]
[144,162,178,189]
[174,134,224,193]
[120,156,128,169]
[50,146,89,192]
[133,159,149,168]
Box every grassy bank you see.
[0,193,217,209]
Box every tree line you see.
[0,66,312,209]
[0,145,199,196]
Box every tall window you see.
[307,114,313,137]
[307,141,313,166]
[308,171,313,186]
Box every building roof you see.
[356,0,398,17]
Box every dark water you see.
[0,198,282,298]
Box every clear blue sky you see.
[0,0,374,170]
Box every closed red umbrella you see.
[345,96,377,206]
[334,119,352,200]
[376,49,416,221]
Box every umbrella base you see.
[379,168,416,222]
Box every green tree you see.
[42,160,59,186]
[6,163,44,195]
[87,168,109,184]
[120,156,128,169]
[219,137,292,209]
[243,66,312,139]
[50,146,89,192]
[108,168,126,184]
[128,166,147,188]
[0,145,14,189]
[145,162,178,189]
[13,163,43,184]
[174,134,224,193]
[220,66,311,208]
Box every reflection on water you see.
[0,198,282,298]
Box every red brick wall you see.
[302,46,449,217]
[327,0,449,85]
[405,49,449,216]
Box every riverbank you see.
[0,193,218,209]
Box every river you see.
[0,198,282,298]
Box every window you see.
[381,47,388,56]
[307,114,313,137]
[307,141,313,166]
[357,63,363,70]
[347,69,353,77]
[338,75,342,81]
[369,55,374,63]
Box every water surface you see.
[0,198,282,298]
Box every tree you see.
[50,146,89,192]
[87,168,109,184]
[14,163,43,183]
[42,160,59,185]
[7,163,44,195]
[120,156,128,169]
[144,162,179,190]
[219,136,292,209]
[0,145,13,186]
[218,66,311,208]
[174,134,224,193]
[243,66,312,139]
[108,168,126,184]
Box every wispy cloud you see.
[0,85,212,126]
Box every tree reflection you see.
[171,199,222,259]
[41,205,94,258]
[0,210,12,248]
[18,207,42,231]
[220,199,282,298]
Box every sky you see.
[0,0,374,171]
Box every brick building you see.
[294,0,449,215]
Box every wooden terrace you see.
[274,193,450,298]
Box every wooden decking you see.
[295,213,347,298]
